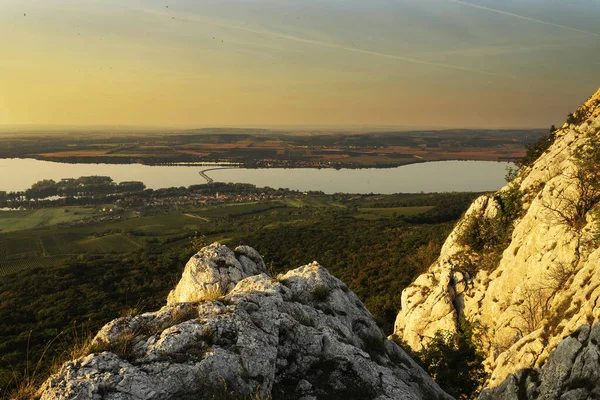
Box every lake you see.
[0,158,511,194]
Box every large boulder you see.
[478,323,600,400]
[39,245,452,400]
[166,243,267,305]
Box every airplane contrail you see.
[447,0,600,37]
[225,22,513,78]
[139,7,514,78]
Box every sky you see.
[0,0,599,129]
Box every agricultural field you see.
[0,255,70,276]
[0,128,546,168]
[0,193,477,277]
[0,207,99,233]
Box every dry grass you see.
[108,331,138,359]
[4,330,64,400]
[6,378,38,400]
[86,330,138,362]
[4,319,143,398]
[120,299,147,318]
[171,306,199,325]
[188,285,227,303]
[200,325,215,345]
[58,326,95,365]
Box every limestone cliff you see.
[394,87,600,388]
[39,243,452,400]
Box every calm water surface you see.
[0,158,511,194]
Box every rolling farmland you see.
[0,193,475,277]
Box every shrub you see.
[361,333,387,359]
[544,261,576,291]
[406,241,442,274]
[311,285,330,302]
[190,231,207,252]
[448,251,478,278]
[518,126,556,168]
[496,185,524,224]
[567,109,589,125]
[510,284,549,336]
[543,135,600,229]
[456,184,523,275]
[504,166,519,183]
[415,318,487,400]
[458,215,504,252]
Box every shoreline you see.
[0,156,517,170]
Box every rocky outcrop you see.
[394,87,600,388]
[39,243,452,400]
[166,244,267,305]
[479,323,600,400]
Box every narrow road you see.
[183,213,210,222]
[199,170,214,183]
[199,167,236,183]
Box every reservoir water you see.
[0,158,511,194]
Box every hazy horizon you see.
[0,123,549,133]
[1,0,599,129]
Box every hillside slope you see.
[39,243,452,400]
[394,87,600,388]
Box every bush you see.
[543,134,600,229]
[567,109,588,125]
[518,126,557,168]
[414,318,487,399]
[496,185,524,224]
[458,215,505,253]
[311,285,331,302]
[361,333,387,359]
[406,241,441,274]
[456,185,523,274]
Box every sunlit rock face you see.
[394,87,600,388]
[40,243,452,400]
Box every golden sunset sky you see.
[1,0,599,129]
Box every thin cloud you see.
[448,0,600,37]
[410,37,593,59]
[138,7,514,78]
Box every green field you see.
[0,207,99,233]
[0,201,344,276]
[0,195,470,278]
[194,202,286,218]
[0,255,70,276]
[281,197,345,208]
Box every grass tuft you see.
[189,285,227,303]
[311,285,330,302]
